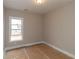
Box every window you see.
[9,16,23,42]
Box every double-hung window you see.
[9,16,23,42]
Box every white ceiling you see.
[4,0,74,14]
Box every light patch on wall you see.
[34,0,45,4]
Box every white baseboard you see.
[5,41,75,58]
[5,41,44,51]
[43,42,75,58]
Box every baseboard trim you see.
[5,41,44,51]
[5,41,75,58]
[43,42,75,58]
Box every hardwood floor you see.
[6,44,73,59]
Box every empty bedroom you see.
[3,0,75,59]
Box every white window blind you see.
[9,16,23,42]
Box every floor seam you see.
[23,48,30,59]
[36,48,50,59]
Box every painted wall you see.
[5,8,43,48]
[44,2,75,55]
[4,7,6,49]
[4,1,75,56]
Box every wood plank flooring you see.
[6,44,73,59]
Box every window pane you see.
[11,30,21,35]
[11,24,21,29]
[11,25,18,29]
[11,19,22,24]
[10,35,22,41]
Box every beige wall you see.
[44,2,75,55]
[4,7,6,48]
[5,9,43,48]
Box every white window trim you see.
[9,16,24,42]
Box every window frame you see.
[9,16,24,42]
